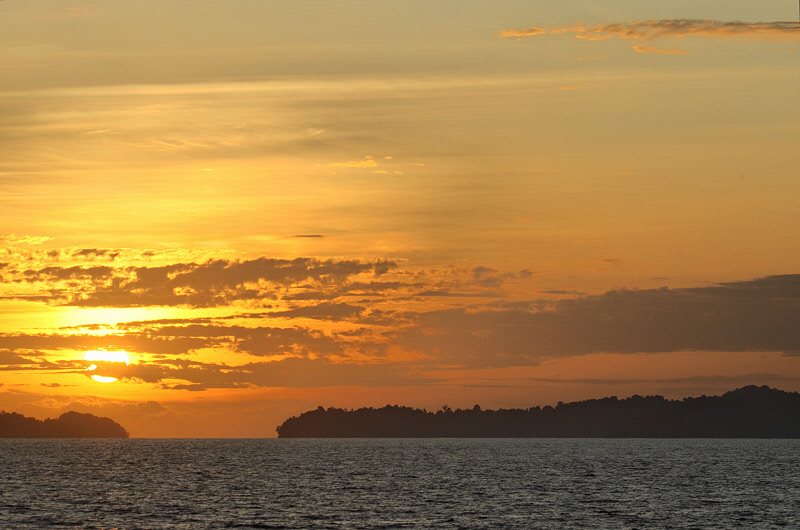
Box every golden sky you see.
[2,0,800,437]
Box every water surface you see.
[1,439,798,528]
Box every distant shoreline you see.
[0,411,129,438]
[276,385,800,439]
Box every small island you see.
[276,385,800,438]
[0,411,129,438]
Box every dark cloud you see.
[356,309,414,327]
[0,349,38,367]
[161,258,381,290]
[487,300,549,311]
[118,357,429,390]
[0,356,85,372]
[0,333,211,355]
[72,248,121,261]
[293,234,327,238]
[524,374,800,386]
[144,324,344,357]
[268,302,365,321]
[471,266,527,288]
[115,316,225,329]
[22,265,115,283]
[238,328,344,357]
[282,291,340,301]
[282,280,408,301]
[122,303,367,324]
[414,290,502,298]
[113,310,293,330]
[393,275,800,368]
[341,281,406,294]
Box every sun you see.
[84,350,130,383]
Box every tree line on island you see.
[276,385,800,438]
[0,411,129,438]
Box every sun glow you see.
[84,350,130,383]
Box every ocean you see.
[1,438,798,528]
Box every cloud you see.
[137,357,428,390]
[392,274,800,368]
[0,234,53,246]
[500,27,548,38]
[330,158,379,168]
[0,333,211,356]
[39,354,428,390]
[498,19,800,53]
[147,324,346,357]
[558,54,605,62]
[525,373,800,386]
[6,257,800,384]
[0,349,40,367]
[23,265,115,283]
[267,302,366,321]
[633,45,689,55]
[71,248,121,261]
[13,257,396,308]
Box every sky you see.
[1,0,799,437]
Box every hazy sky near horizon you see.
[2,0,800,437]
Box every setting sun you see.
[84,350,131,383]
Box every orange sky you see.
[2,0,800,437]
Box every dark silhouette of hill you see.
[276,385,800,438]
[0,411,129,438]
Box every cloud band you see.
[499,19,800,43]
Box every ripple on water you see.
[0,438,798,529]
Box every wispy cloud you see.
[330,158,378,168]
[633,45,689,55]
[557,54,605,62]
[499,19,800,52]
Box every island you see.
[0,411,129,438]
[276,385,800,438]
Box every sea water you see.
[1,438,798,528]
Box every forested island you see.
[0,411,129,438]
[276,385,800,438]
